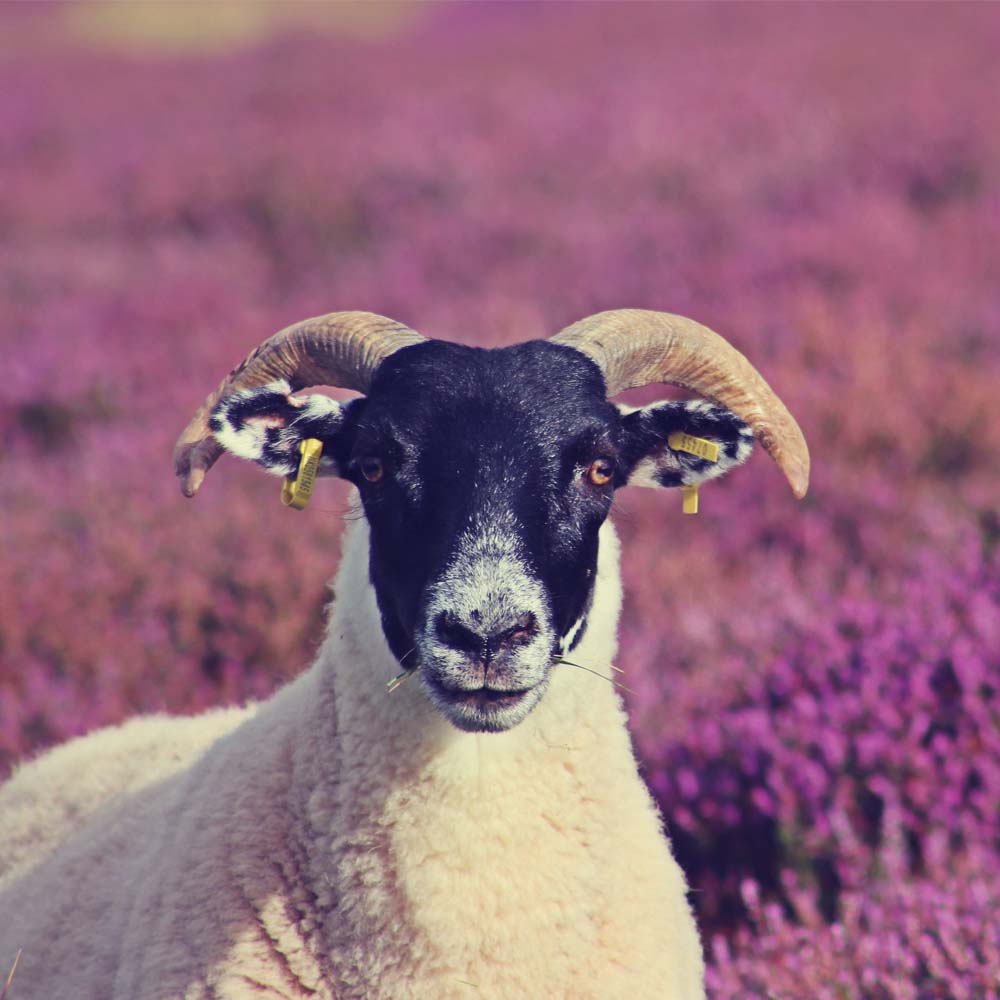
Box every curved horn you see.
[174,311,424,497]
[551,309,810,498]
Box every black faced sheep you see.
[0,309,808,999]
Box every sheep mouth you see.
[424,675,544,732]
[435,682,534,709]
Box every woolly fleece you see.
[0,517,704,999]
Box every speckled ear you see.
[209,380,350,478]
[618,399,754,489]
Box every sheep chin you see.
[420,671,550,734]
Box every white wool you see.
[0,515,704,999]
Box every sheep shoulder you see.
[0,705,250,886]
[0,679,330,1000]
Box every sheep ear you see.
[618,399,754,489]
[209,380,358,479]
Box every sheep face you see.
[341,341,615,732]
[210,340,753,732]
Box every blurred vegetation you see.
[1,3,998,994]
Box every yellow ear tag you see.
[668,433,718,515]
[681,485,699,514]
[667,432,720,462]
[280,438,323,510]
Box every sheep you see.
[0,309,809,999]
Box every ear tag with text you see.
[281,438,323,510]
[668,432,719,515]
[667,432,720,462]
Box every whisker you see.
[556,658,635,695]
[607,495,635,523]
[387,649,417,693]
[386,670,411,694]
[1,949,21,1000]
[341,498,366,522]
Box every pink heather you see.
[1,4,998,996]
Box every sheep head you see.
[175,310,809,733]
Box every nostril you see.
[496,612,538,648]
[433,612,483,654]
[431,610,539,659]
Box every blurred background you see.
[1,3,998,996]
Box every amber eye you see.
[360,457,384,483]
[587,458,614,487]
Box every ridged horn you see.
[551,309,810,498]
[174,311,424,497]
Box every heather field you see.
[2,3,999,997]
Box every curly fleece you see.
[0,517,704,999]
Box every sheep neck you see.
[292,514,642,993]
[316,513,626,785]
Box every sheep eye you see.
[360,457,385,483]
[586,458,614,487]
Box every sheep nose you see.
[433,611,538,663]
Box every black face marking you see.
[340,342,617,684]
